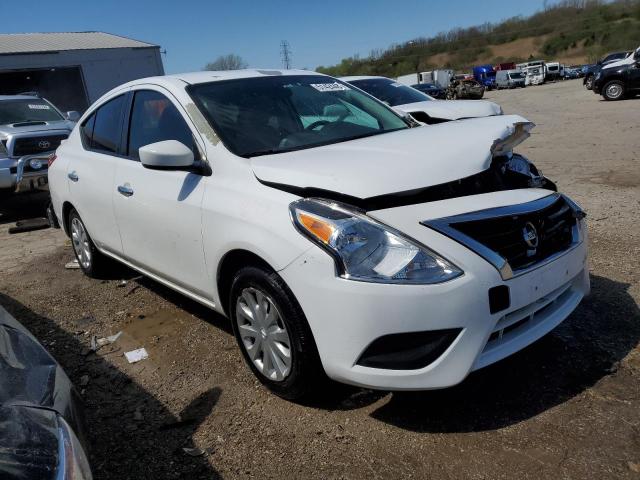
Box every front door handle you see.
[68,171,78,182]
[117,184,134,197]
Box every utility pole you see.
[280,40,292,69]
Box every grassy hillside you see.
[317,0,640,77]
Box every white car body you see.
[49,69,589,393]
[342,76,502,121]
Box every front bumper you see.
[0,155,50,193]
[592,79,603,94]
[280,220,589,391]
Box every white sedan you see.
[342,75,503,123]
[49,70,588,399]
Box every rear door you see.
[112,87,210,297]
[66,93,127,254]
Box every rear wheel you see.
[68,209,111,277]
[602,80,625,101]
[229,265,325,400]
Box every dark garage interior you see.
[0,66,89,113]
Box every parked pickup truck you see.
[593,46,640,100]
[0,94,77,195]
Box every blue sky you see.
[7,0,550,73]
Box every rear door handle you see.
[117,184,134,197]
[68,171,78,182]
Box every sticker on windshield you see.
[28,104,51,110]
[310,82,350,92]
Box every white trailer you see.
[395,73,420,86]
[420,69,454,89]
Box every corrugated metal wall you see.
[0,47,164,111]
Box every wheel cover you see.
[606,83,623,99]
[235,288,293,381]
[70,217,92,269]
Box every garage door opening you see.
[0,66,89,113]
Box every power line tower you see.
[280,40,292,69]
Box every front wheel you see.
[602,80,625,101]
[229,265,325,400]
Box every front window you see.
[348,78,432,107]
[0,99,64,125]
[188,75,408,157]
[127,90,197,160]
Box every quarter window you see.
[80,113,95,147]
[127,90,195,160]
[91,95,125,154]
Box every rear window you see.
[0,99,64,125]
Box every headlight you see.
[56,416,93,479]
[29,158,44,170]
[290,199,463,284]
[503,153,546,188]
[595,71,601,80]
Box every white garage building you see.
[0,31,165,113]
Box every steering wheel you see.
[305,120,331,131]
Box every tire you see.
[229,265,325,400]
[585,76,594,90]
[68,209,111,278]
[602,80,625,101]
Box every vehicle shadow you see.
[367,274,639,433]
[0,191,49,226]
[0,293,223,480]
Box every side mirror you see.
[139,140,194,170]
[65,111,80,122]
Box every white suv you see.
[49,70,589,399]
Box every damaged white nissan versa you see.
[49,70,589,399]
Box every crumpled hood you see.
[252,114,531,199]
[394,99,501,120]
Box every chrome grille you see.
[450,195,575,271]
[422,193,585,280]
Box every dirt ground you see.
[1,80,639,479]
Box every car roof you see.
[340,76,391,82]
[121,69,327,89]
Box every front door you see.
[112,88,210,297]
[628,60,640,91]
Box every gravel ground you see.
[0,79,639,479]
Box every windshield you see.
[348,78,432,107]
[188,75,408,157]
[509,72,525,79]
[602,52,628,63]
[0,99,63,125]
